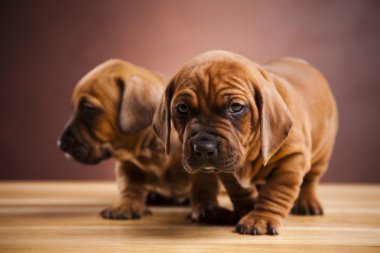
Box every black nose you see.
[58,136,72,152]
[58,130,77,152]
[193,140,217,157]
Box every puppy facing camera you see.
[153,50,338,235]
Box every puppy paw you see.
[189,206,237,225]
[235,211,281,235]
[291,194,323,215]
[100,199,152,220]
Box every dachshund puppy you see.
[153,50,338,235]
[58,59,190,219]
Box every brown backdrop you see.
[1,0,379,182]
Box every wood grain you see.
[0,182,379,252]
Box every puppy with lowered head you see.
[58,59,190,219]
[153,50,338,235]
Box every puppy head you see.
[153,50,292,173]
[58,59,163,164]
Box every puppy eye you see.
[229,102,244,113]
[82,102,102,119]
[177,104,189,114]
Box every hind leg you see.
[291,156,330,216]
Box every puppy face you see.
[153,51,292,173]
[171,61,256,173]
[59,59,163,164]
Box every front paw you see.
[100,199,152,220]
[190,205,237,225]
[291,194,323,215]
[235,211,281,235]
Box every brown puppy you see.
[153,51,338,235]
[58,59,190,219]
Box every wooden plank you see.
[0,182,379,252]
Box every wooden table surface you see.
[0,182,379,253]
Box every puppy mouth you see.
[200,167,220,173]
[63,152,100,164]
[63,147,112,165]
[182,156,239,174]
[64,153,75,162]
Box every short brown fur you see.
[153,51,338,235]
[59,59,190,219]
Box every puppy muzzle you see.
[58,130,112,165]
[183,132,238,174]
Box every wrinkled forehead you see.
[71,68,120,108]
[172,60,253,104]
[71,79,104,108]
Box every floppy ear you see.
[152,82,173,154]
[255,73,293,165]
[117,76,161,134]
